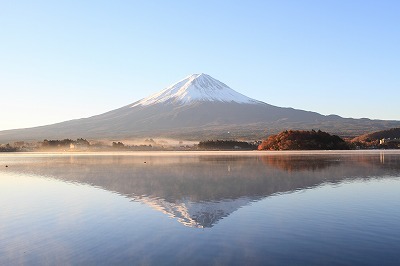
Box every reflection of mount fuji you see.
[3,153,400,228]
[140,196,256,228]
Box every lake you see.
[1,151,400,265]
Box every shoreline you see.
[1,149,400,157]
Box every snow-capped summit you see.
[132,73,259,107]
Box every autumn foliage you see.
[258,130,349,150]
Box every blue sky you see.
[1,0,399,131]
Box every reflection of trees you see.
[261,153,400,173]
[261,155,340,172]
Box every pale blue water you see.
[1,151,400,265]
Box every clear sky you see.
[1,0,399,131]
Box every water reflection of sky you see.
[1,152,400,265]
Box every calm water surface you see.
[1,151,400,265]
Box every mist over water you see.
[1,151,400,265]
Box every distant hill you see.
[258,130,349,150]
[352,128,400,142]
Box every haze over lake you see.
[1,151,400,265]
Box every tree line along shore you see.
[1,128,400,152]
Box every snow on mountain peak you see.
[132,73,259,107]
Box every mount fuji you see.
[0,73,399,142]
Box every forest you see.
[198,140,258,150]
[258,130,349,151]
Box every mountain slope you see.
[0,73,399,142]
